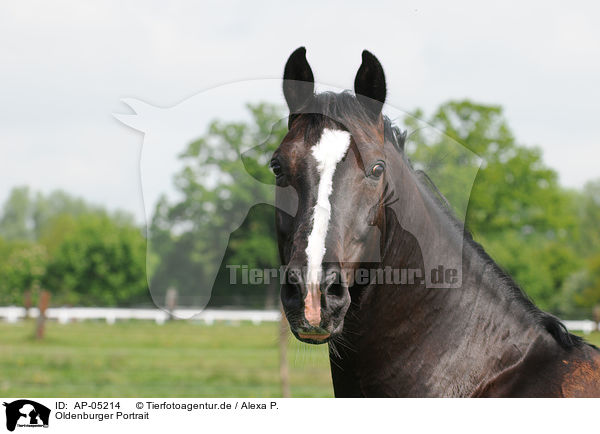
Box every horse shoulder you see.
[559,345,600,398]
[473,334,600,397]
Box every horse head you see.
[274,47,407,344]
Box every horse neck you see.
[346,168,550,396]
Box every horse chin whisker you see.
[328,339,341,360]
[332,333,357,355]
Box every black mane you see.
[410,167,584,349]
[406,132,586,351]
[462,225,585,349]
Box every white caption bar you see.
[1,397,598,433]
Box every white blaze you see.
[305,129,351,288]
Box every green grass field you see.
[0,320,333,397]
[1,320,599,398]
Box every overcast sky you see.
[1,0,599,224]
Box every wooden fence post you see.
[593,305,600,332]
[279,307,291,398]
[23,290,32,319]
[165,287,177,321]
[35,290,51,340]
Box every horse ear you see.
[354,50,386,120]
[283,47,314,113]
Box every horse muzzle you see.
[281,264,350,344]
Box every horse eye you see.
[370,163,385,178]
[270,160,282,177]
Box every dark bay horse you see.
[272,47,600,397]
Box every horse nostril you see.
[324,269,340,285]
[281,267,305,310]
[327,282,346,298]
[286,268,303,286]
[281,281,302,310]
[323,269,345,298]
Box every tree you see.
[575,254,600,310]
[32,190,105,239]
[0,238,47,305]
[577,180,600,257]
[43,214,148,306]
[566,182,600,312]
[0,188,146,307]
[150,103,286,307]
[0,187,32,241]
[0,187,109,242]
[405,100,581,309]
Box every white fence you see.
[561,320,597,335]
[0,306,281,325]
[0,306,597,333]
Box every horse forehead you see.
[278,122,384,174]
[283,130,379,159]
[350,118,385,142]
